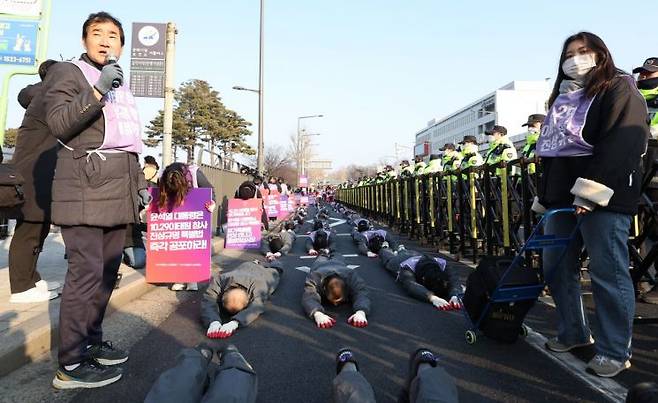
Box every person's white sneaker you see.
[170,283,185,291]
[10,287,58,303]
[35,279,61,291]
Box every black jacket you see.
[10,81,58,222]
[201,261,282,328]
[379,249,461,301]
[43,54,147,227]
[302,258,370,317]
[260,229,296,256]
[538,75,650,215]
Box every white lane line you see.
[299,256,316,259]
[524,327,627,402]
[329,218,346,228]
[342,254,359,257]
[336,233,352,237]
[295,265,358,272]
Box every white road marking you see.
[295,266,311,273]
[299,256,316,259]
[346,265,359,270]
[342,254,359,257]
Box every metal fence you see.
[335,158,542,263]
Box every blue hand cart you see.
[459,208,581,344]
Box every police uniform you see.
[484,125,517,176]
[520,114,546,175]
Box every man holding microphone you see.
[44,12,149,389]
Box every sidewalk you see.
[0,228,155,377]
[0,214,290,378]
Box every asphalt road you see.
[68,205,658,403]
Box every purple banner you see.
[225,198,263,249]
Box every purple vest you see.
[70,60,142,154]
[536,88,595,158]
[400,256,446,272]
[364,229,387,241]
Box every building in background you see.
[414,80,551,158]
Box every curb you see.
[0,267,153,378]
[0,235,231,378]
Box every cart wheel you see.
[519,324,529,337]
[465,330,477,344]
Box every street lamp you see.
[231,0,265,175]
[297,114,324,181]
[301,132,321,176]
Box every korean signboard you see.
[0,19,37,66]
[225,198,263,249]
[146,188,212,283]
[130,22,166,98]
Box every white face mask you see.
[528,127,540,134]
[562,53,597,80]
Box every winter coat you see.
[42,54,147,227]
[260,229,296,256]
[10,81,58,222]
[302,258,370,317]
[538,75,650,215]
[201,261,282,327]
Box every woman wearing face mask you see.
[534,32,649,377]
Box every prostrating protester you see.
[260,222,296,261]
[156,162,216,292]
[7,59,60,304]
[379,248,462,310]
[332,348,458,403]
[46,12,148,389]
[305,228,336,256]
[302,255,370,329]
[145,344,257,403]
[351,228,401,258]
[535,32,649,377]
[202,260,283,339]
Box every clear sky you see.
[4,0,657,168]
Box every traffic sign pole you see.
[0,0,52,145]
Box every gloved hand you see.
[348,310,368,328]
[138,189,152,207]
[266,252,275,262]
[313,311,336,329]
[94,63,124,95]
[206,321,222,339]
[309,249,319,256]
[366,251,378,258]
[430,295,450,310]
[205,200,216,212]
[449,296,462,310]
[217,320,239,338]
[273,252,282,258]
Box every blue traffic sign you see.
[0,19,38,66]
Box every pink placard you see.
[225,198,263,249]
[146,188,212,283]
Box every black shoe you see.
[195,343,214,362]
[219,344,255,374]
[52,360,122,390]
[335,348,359,374]
[88,341,128,366]
[405,348,438,392]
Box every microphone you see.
[106,53,122,88]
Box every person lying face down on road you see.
[306,225,336,256]
[202,260,283,339]
[302,255,370,328]
[379,248,462,310]
[316,206,331,221]
[351,228,402,258]
[260,222,297,261]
